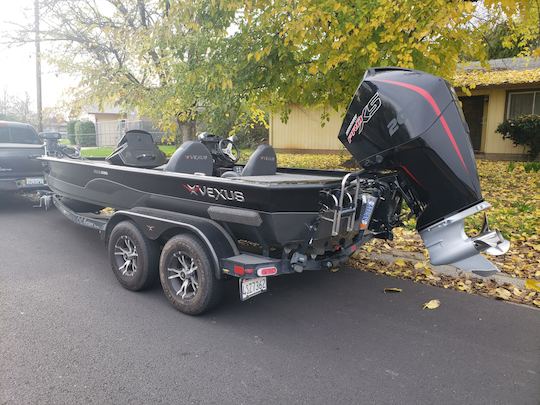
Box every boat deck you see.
[229,172,342,184]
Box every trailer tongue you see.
[338,67,509,274]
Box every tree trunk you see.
[176,118,197,145]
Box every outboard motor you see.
[338,67,509,275]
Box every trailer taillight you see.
[234,265,245,276]
[257,267,277,276]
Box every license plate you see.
[240,277,267,301]
[25,177,45,185]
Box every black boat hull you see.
[43,157,352,247]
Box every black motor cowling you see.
[338,67,482,230]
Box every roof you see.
[0,120,34,128]
[454,57,540,88]
[458,57,540,72]
[85,104,123,114]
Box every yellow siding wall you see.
[270,106,345,151]
[271,88,531,156]
[481,89,527,155]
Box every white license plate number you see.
[25,177,45,185]
[240,277,267,301]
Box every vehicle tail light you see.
[257,267,277,277]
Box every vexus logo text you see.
[183,184,245,202]
[345,92,382,143]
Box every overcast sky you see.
[0,0,75,111]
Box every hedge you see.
[74,120,96,147]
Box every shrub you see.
[235,124,269,148]
[496,114,540,159]
[67,120,78,145]
[74,120,96,147]
[523,161,540,173]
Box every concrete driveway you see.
[1,193,539,404]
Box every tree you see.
[462,1,539,60]
[227,0,539,120]
[18,0,238,143]
[0,89,36,125]
[9,0,536,138]
[483,23,529,59]
[66,120,77,144]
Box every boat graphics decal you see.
[346,91,381,143]
[182,183,245,202]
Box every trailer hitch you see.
[33,190,54,210]
[419,202,510,276]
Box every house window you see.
[507,91,540,118]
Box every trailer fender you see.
[106,207,239,279]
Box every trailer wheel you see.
[108,221,159,291]
[159,234,223,315]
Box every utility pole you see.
[34,0,43,132]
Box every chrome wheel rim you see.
[114,235,138,277]
[167,252,199,300]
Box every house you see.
[83,105,164,146]
[269,57,540,159]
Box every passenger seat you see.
[221,144,277,178]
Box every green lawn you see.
[81,145,178,158]
[81,145,256,161]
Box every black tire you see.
[61,197,104,213]
[159,234,224,315]
[108,220,159,291]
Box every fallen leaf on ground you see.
[525,279,540,292]
[384,288,402,293]
[394,259,406,267]
[423,299,440,310]
[495,287,512,300]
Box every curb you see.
[362,250,526,289]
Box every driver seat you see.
[222,144,277,178]
[165,141,213,175]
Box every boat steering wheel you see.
[218,138,240,164]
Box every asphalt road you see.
[1,193,539,405]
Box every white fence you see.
[94,120,166,146]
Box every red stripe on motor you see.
[400,165,423,187]
[378,79,469,173]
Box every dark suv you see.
[0,121,46,191]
